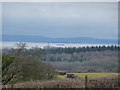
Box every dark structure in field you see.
[67,74,76,78]
[59,72,66,75]
[88,69,96,72]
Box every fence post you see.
[85,75,88,90]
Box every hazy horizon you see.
[1,34,118,40]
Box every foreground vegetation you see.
[3,74,119,88]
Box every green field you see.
[57,73,118,79]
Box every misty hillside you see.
[2,35,117,44]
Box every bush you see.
[2,43,55,85]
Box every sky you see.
[1,2,118,39]
[0,3,2,41]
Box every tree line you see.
[43,45,119,54]
[42,45,119,62]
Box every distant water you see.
[1,41,118,49]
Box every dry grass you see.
[4,78,85,88]
[88,74,119,88]
[3,74,119,88]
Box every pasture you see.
[57,73,118,79]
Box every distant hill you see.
[2,35,117,44]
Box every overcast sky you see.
[2,2,118,39]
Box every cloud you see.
[0,3,2,36]
[2,2,118,39]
